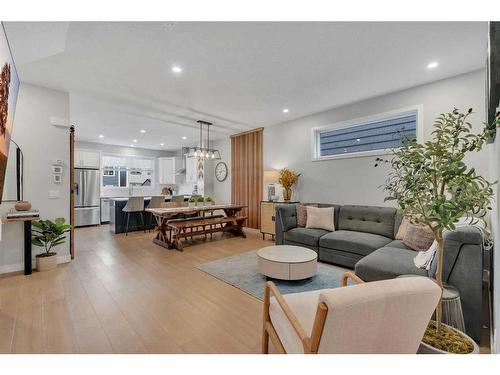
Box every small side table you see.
[441,284,466,333]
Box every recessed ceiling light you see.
[140,129,146,133]
[160,143,165,146]
[172,65,182,73]
[132,139,137,143]
[181,136,187,140]
[282,108,289,113]
[356,138,361,142]
[99,134,104,138]
[130,144,134,147]
[427,61,439,69]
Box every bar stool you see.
[145,196,165,231]
[123,197,145,236]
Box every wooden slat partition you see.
[230,128,263,229]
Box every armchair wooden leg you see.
[262,282,271,354]
[341,271,365,287]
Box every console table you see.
[2,215,38,275]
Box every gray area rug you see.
[195,250,349,300]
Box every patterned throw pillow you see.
[305,206,335,232]
[296,204,318,227]
[402,223,435,251]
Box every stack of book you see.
[6,209,40,220]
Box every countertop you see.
[106,196,170,202]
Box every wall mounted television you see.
[487,22,500,141]
[0,22,20,204]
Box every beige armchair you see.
[262,276,440,354]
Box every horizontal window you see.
[313,109,419,160]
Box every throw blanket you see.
[414,240,437,270]
[413,217,487,270]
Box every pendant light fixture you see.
[187,120,222,160]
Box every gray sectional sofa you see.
[275,203,484,342]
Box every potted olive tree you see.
[378,108,498,354]
[32,218,72,272]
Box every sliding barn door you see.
[231,128,263,229]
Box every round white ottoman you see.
[257,245,318,280]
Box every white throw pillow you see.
[305,206,335,231]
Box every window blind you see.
[319,112,417,156]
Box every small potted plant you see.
[188,197,196,207]
[205,196,214,205]
[196,196,205,206]
[32,218,72,272]
[278,168,300,201]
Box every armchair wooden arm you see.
[262,281,328,354]
[341,271,365,287]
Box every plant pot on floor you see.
[418,322,479,354]
[36,253,58,272]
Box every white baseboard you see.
[0,254,71,275]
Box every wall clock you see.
[215,162,228,182]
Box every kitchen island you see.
[109,196,181,234]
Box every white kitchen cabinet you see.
[75,149,100,168]
[158,157,180,184]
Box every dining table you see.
[146,204,248,251]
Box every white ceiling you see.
[4,21,488,151]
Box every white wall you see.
[75,141,174,197]
[264,70,489,205]
[204,138,232,204]
[0,83,70,274]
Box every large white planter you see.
[418,322,479,354]
[36,253,58,272]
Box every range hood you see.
[174,147,189,175]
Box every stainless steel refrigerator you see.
[74,168,100,227]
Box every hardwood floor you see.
[0,224,491,354]
[0,225,270,353]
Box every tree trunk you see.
[434,231,444,332]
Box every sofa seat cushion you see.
[319,230,392,256]
[384,240,413,250]
[284,227,330,247]
[355,246,428,281]
[269,289,327,353]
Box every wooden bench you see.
[166,215,248,250]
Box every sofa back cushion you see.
[338,205,397,239]
[317,203,341,229]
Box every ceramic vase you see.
[283,188,292,201]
